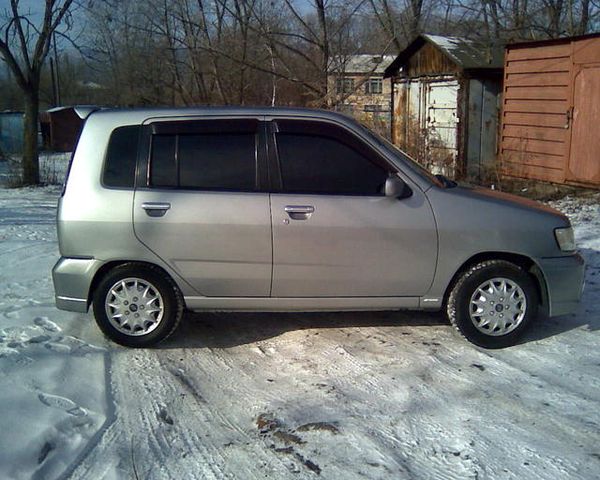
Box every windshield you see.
[356,123,444,188]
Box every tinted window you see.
[276,133,388,195]
[103,126,140,188]
[150,135,177,187]
[150,133,256,190]
[179,133,256,190]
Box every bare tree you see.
[0,0,75,185]
[74,0,600,118]
[445,0,599,41]
[369,0,431,49]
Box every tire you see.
[447,260,539,349]
[92,263,184,347]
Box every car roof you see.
[89,105,358,126]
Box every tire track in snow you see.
[70,344,295,480]
[366,325,598,480]
[157,348,317,478]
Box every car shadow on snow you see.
[160,309,448,349]
[159,247,599,350]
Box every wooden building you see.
[500,33,600,188]
[40,106,84,152]
[384,34,504,178]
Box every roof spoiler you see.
[74,106,102,120]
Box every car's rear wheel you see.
[447,260,539,348]
[92,263,183,347]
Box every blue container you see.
[0,111,24,155]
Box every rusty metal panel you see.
[503,137,567,156]
[502,112,566,128]
[568,66,600,183]
[504,86,568,100]
[500,41,572,183]
[391,79,415,150]
[503,100,568,114]
[392,82,406,147]
[501,161,565,182]
[501,35,600,187]
[506,43,571,61]
[503,125,569,142]
[504,72,569,87]
[505,56,571,74]
[572,38,600,64]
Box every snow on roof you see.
[328,54,396,75]
[422,34,504,70]
[384,34,504,77]
[46,106,74,113]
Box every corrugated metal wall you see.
[500,35,600,187]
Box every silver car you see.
[52,107,585,348]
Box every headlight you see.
[554,227,576,252]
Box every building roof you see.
[329,55,396,75]
[506,31,600,49]
[46,106,76,114]
[384,34,504,77]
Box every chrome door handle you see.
[142,202,171,217]
[284,205,314,220]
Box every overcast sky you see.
[0,0,88,57]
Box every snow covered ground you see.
[0,186,599,480]
[0,152,70,186]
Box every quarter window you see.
[276,133,388,195]
[103,126,140,188]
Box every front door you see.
[133,118,272,297]
[268,119,438,298]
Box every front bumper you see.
[52,257,103,313]
[537,252,585,317]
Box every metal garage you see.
[500,33,600,187]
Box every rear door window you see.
[178,133,256,190]
[148,121,258,191]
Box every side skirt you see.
[184,296,420,312]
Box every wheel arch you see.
[87,260,185,309]
[443,252,549,313]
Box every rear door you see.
[267,118,438,298]
[133,118,272,297]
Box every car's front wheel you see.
[92,263,183,347]
[447,260,539,348]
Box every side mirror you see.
[384,175,411,199]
